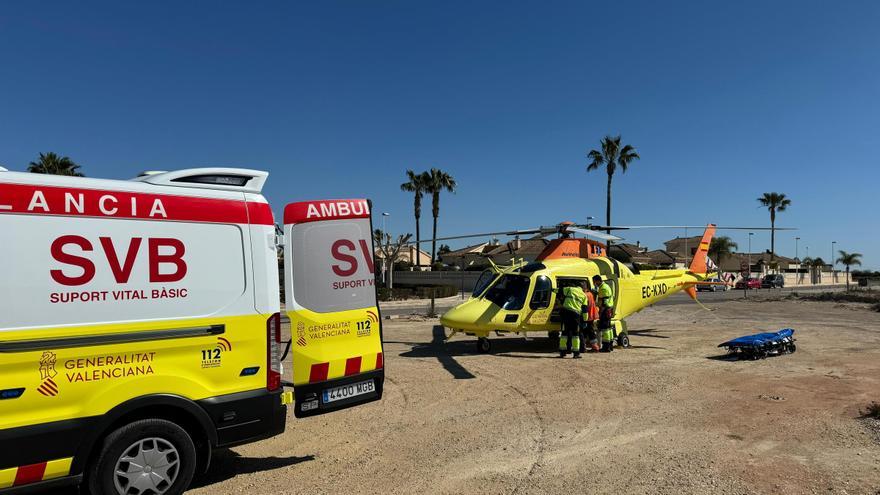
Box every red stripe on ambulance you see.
[246,201,274,225]
[0,182,274,225]
[309,362,330,383]
[283,199,370,225]
[13,462,47,486]
[344,356,362,376]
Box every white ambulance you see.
[0,167,384,494]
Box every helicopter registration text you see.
[641,283,668,299]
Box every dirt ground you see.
[196,298,877,494]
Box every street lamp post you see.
[795,237,800,284]
[744,232,753,298]
[831,241,837,282]
[748,232,754,277]
[381,212,390,287]
[805,246,810,284]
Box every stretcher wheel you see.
[617,333,630,348]
[477,337,491,354]
[788,343,797,353]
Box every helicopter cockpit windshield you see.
[483,274,531,310]
[472,269,498,298]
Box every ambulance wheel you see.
[477,337,491,354]
[617,333,630,348]
[88,418,197,495]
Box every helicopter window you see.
[520,262,546,273]
[472,270,498,298]
[484,275,531,310]
[529,275,552,309]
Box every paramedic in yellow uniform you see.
[554,281,587,359]
[593,275,615,352]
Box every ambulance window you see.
[529,275,552,309]
[472,270,497,298]
[290,219,376,313]
[484,275,530,310]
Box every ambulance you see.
[0,167,384,494]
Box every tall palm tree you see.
[810,257,826,283]
[400,170,429,269]
[757,192,791,261]
[27,152,84,176]
[836,250,862,291]
[708,236,738,270]
[587,135,640,234]
[425,168,456,266]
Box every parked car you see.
[762,274,785,288]
[735,277,762,290]
[697,277,730,292]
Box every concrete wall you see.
[392,270,484,291]
[735,272,852,287]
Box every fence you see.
[393,269,852,291]
[392,270,483,292]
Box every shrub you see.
[795,290,880,304]
[862,401,880,419]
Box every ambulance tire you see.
[477,337,491,354]
[87,418,198,495]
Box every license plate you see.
[322,379,375,404]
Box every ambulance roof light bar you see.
[134,167,269,194]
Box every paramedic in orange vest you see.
[582,285,600,352]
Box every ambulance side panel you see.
[0,176,284,487]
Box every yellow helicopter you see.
[438,222,734,353]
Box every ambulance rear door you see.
[283,199,384,418]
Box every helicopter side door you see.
[548,277,592,324]
[524,275,554,326]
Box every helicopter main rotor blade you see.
[398,224,795,246]
[617,225,797,230]
[402,228,547,244]
[604,225,797,230]
[565,227,623,242]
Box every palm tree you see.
[810,257,826,283]
[400,170,429,269]
[424,168,456,266]
[27,152,84,176]
[708,236,738,270]
[836,250,862,291]
[757,192,791,261]
[587,135,640,234]
[800,256,812,284]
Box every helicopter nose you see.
[440,298,498,331]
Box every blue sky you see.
[2,1,877,269]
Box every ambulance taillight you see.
[267,312,282,391]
